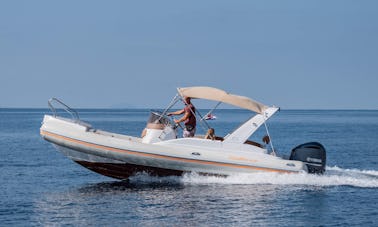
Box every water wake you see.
[128,166,378,188]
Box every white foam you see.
[128,166,378,188]
[326,166,378,176]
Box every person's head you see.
[262,135,270,144]
[184,96,191,104]
[205,128,215,140]
[207,128,214,135]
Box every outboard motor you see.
[290,142,326,174]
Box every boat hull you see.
[53,143,183,179]
[75,161,183,179]
[41,115,308,180]
[54,144,230,179]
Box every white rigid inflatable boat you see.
[40,86,326,180]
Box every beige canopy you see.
[177,86,268,114]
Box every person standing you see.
[168,97,196,137]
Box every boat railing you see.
[48,98,80,121]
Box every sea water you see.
[0,109,377,226]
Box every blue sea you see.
[1,108,377,226]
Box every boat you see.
[204,113,217,120]
[40,86,326,180]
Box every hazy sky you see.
[1,0,377,109]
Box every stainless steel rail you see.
[48,98,80,121]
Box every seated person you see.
[262,135,270,147]
[205,128,215,140]
[204,128,223,141]
[244,135,271,150]
[262,135,275,155]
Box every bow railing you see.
[48,98,80,121]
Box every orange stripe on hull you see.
[40,129,294,174]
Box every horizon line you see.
[0,107,377,111]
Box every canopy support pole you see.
[200,101,222,121]
[161,94,180,119]
[263,114,276,156]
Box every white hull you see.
[41,115,308,179]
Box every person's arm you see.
[168,109,185,116]
[174,111,190,123]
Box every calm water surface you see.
[1,109,377,226]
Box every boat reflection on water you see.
[33,175,288,226]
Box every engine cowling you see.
[290,142,326,174]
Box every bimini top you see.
[177,86,268,114]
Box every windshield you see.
[147,111,172,126]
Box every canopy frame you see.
[161,86,278,155]
[177,86,268,114]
